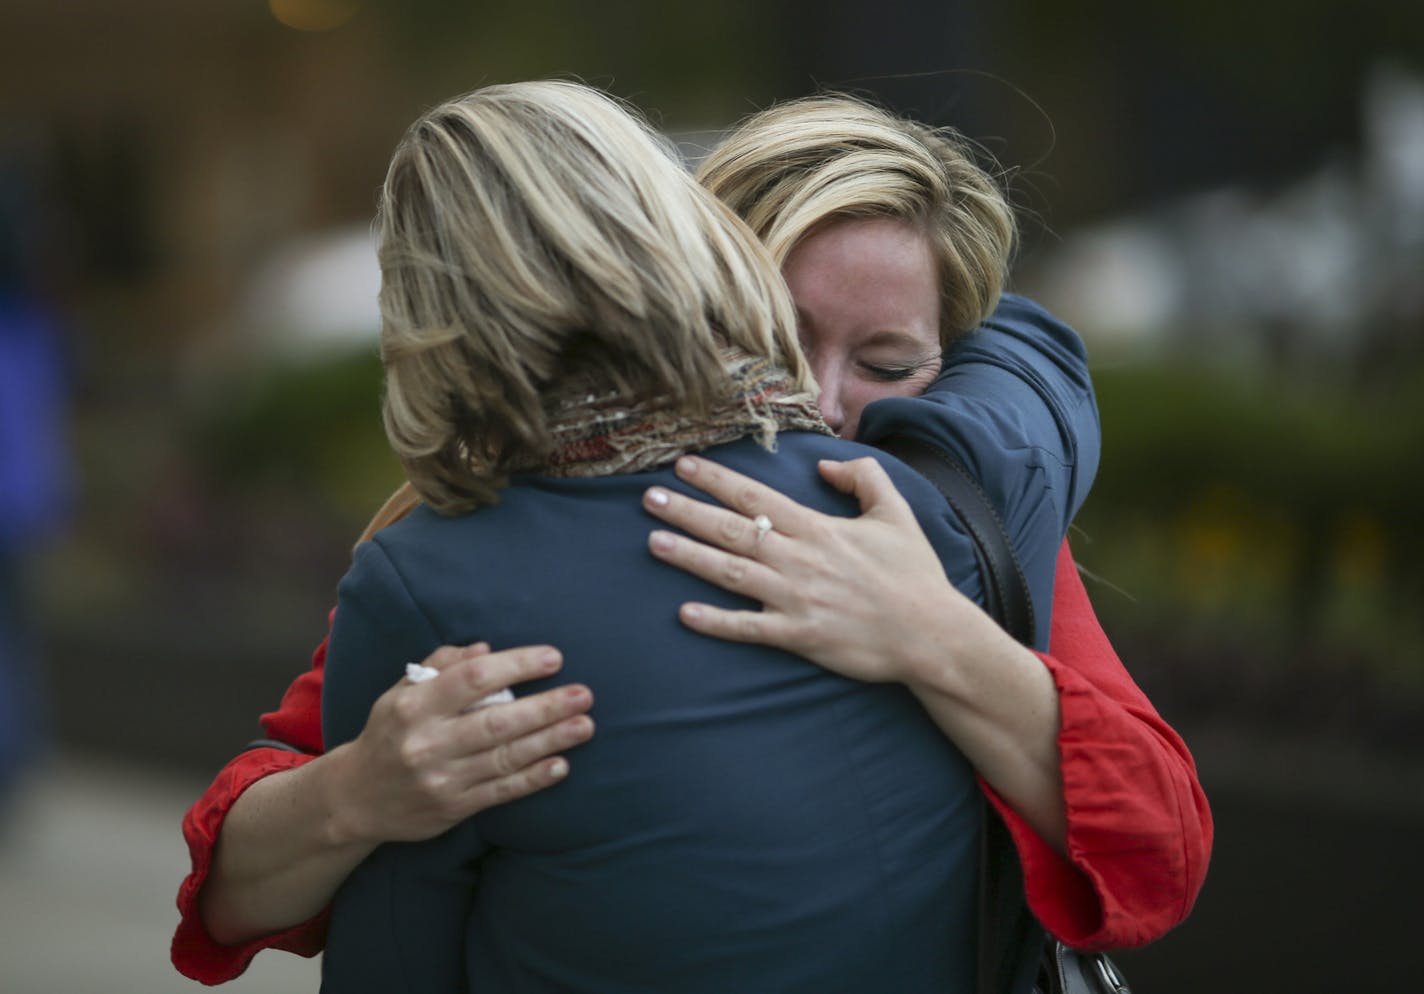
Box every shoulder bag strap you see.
[876,436,1035,645]
[877,434,1046,994]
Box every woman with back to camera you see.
[172,89,1209,987]
[316,77,1016,992]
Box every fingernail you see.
[650,531,675,553]
[549,758,569,778]
[646,488,670,507]
[682,603,703,622]
[677,457,698,476]
[564,685,590,703]
[539,649,562,670]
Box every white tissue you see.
[405,662,516,709]
[405,662,440,683]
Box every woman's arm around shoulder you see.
[640,459,1213,950]
[642,454,1068,848]
[172,613,595,982]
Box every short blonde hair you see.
[377,80,809,514]
[696,94,1016,346]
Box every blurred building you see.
[2,0,416,366]
[1020,63,1424,370]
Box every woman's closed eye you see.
[860,357,938,382]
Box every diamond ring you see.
[753,514,773,544]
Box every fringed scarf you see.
[532,350,831,478]
[359,351,830,544]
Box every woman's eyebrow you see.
[861,329,937,354]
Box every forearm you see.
[898,581,1067,851]
[200,743,375,946]
[975,541,1212,948]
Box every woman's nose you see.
[816,380,847,436]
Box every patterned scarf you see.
[534,351,831,478]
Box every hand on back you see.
[330,643,595,845]
[643,455,983,685]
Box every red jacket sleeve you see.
[171,619,332,984]
[982,539,1213,950]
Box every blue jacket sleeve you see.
[856,294,1101,648]
[320,537,486,994]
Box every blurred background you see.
[1,0,1421,990]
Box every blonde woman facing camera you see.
[651,94,1210,961]
[315,80,1011,992]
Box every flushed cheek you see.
[839,385,882,440]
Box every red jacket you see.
[172,539,1212,984]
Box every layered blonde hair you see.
[696,94,1016,347]
[376,80,809,514]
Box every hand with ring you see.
[643,454,978,685]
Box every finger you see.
[673,456,820,537]
[418,642,492,673]
[459,754,575,815]
[450,683,594,758]
[461,709,596,783]
[676,601,794,649]
[380,643,494,724]
[648,528,780,602]
[817,457,917,525]
[644,486,779,559]
[421,644,565,715]
[449,751,572,814]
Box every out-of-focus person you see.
[0,150,73,812]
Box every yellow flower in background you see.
[1173,486,1298,620]
[270,0,360,33]
[1332,511,1387,591]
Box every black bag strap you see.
[878,434,1045,994]
[878,435,1035,645]
[243,737,316,755]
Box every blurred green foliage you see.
[183,348,1424,709]
[1076,358,1424,693]
[377,0,781,127]
[191,349,398,534]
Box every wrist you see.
[898,581,1013,698]
[892,581,967,688]
[316,744,377,852]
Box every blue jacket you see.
[322,434,983,994]
[320,297,1097,993]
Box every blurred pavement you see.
[2,732,1420,992]
[0,753,320,994]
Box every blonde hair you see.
[357,481,421,545]
[377,80,809,514]
[696,94,1016,346]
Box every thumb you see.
[818,457,915,523]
